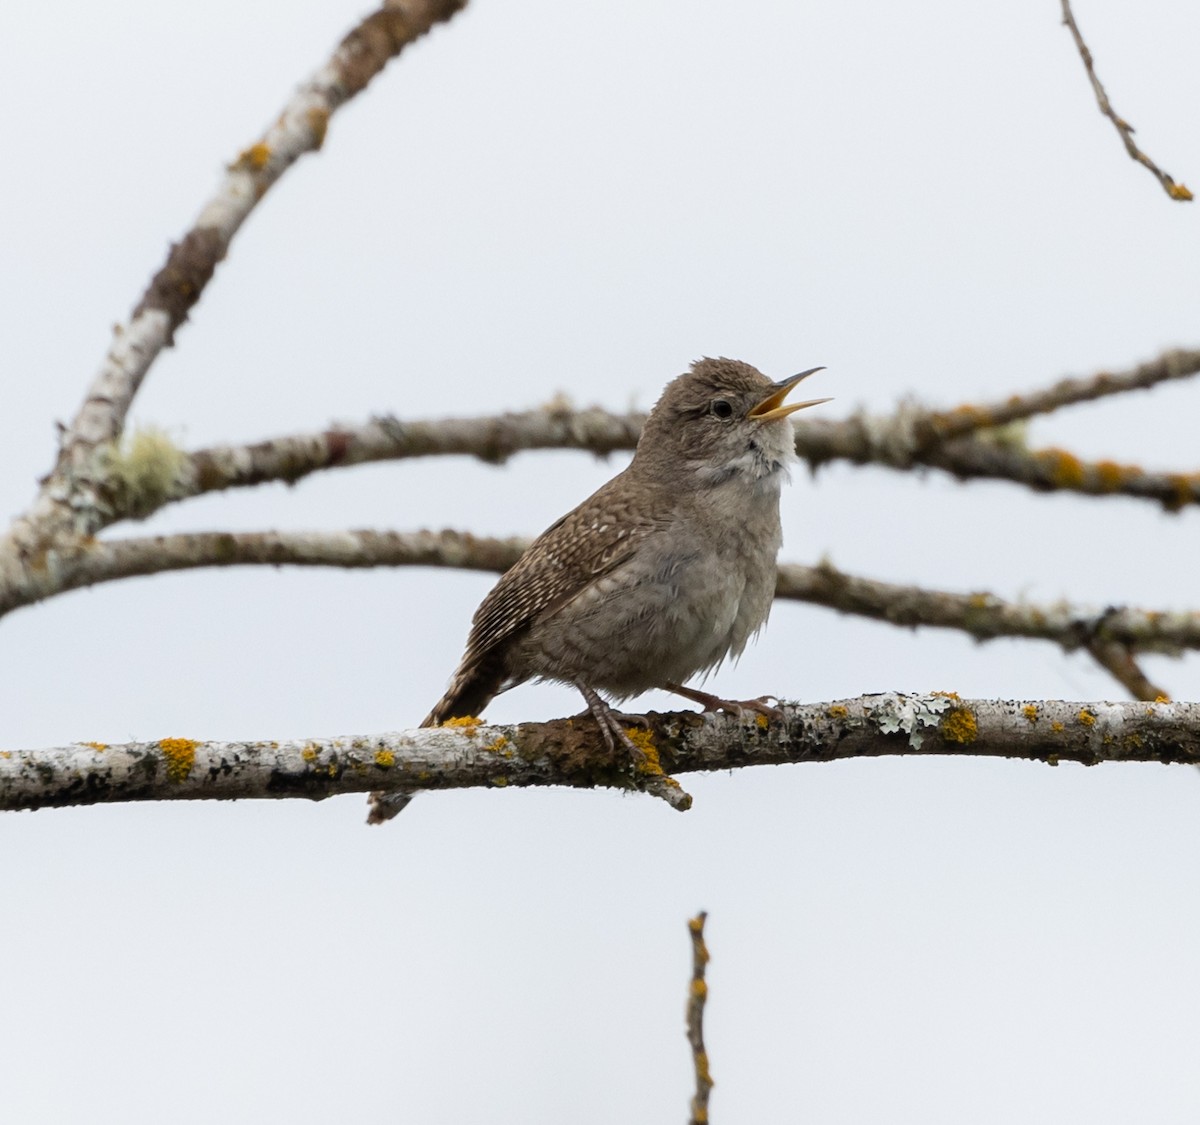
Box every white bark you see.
[4,695,1197,817]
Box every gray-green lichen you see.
[102,426,187,518]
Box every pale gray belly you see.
[514,522,780,700]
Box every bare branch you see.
[915,347,1200,442]
[6,531,1199,694]
[5,695,1200,814]
[1060,0,1192,202]
[58,0,469,473]
[180,405,644,502]
[686,912,714,1125]
[160,348,1200,515]
[776,558,1200,657]
[1084,641,1168,703]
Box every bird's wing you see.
[423,473,667,724]
[467,476,664,659]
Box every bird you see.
[368,357,828,822]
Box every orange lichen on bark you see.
[159,737,198,782]
[1036,448,1086,489]
[941,707,977,744]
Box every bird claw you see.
[664,682,784,721]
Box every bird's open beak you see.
[748,366,830,422]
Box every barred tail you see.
[421,655,508,727]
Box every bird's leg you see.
[573,682,692,812]
[574,681,649,761]
[663,681,783,721]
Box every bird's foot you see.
[664,682,783,721]
[574,681,691,812]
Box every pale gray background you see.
[3,1,1200,1121]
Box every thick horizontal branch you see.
[5,696,1199,814]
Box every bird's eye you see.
[710,399,734,420]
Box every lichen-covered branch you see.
[912,347,1200,443]
[686,912,714,1125]
[59,0,468,475]
[4,696,1200,814]
[0,2,469,619]
[1060,0,1192,202]
[179,405,645,501]
[4,530,1196,701]
[157,348,1200,514]
[776,559,1200,657]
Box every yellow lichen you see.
[235,142,271,170]
[941,707,977,744]
[1051,721,1064,733]
[1094,460,1126,492]
[1037,448,1086,489]
[1168,181,1194,202]
[932,690,961,700]
[1077,708,1096,727]
[301,746,318,763]
[306,106,330,148]
[491,776,509,787]
[755,713,769,729]
[84,741,108,751]
[374,749,395,768]
[827,704,849,719]
[690,979,708,999]
[485,735,510,754]
[1155,693,1171,704]
[1166,473,1198,511]
[626,727,664,775]
[159,737,198,783]
[1022,705,1038,723]
[443,716,484,735]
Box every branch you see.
[912,347,1200,442]
[160,348,1200,514]
[55,0,469,475]
[5,696,1200,813]
[776,559,1200,657]
[179,405,645,501]
[1060,0,1192,202]
[7,530,1199,681]
[686,912,714,1125]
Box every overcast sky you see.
[3,2,1200,1121]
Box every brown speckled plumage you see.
[423,357,826,725]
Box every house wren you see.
[368,357,827,822]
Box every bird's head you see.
[636,357,828,485]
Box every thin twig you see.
[1085,640,1168,702]
[917,347,1200,443]
[687,912,714,1125]
[1060,0,1192,202]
